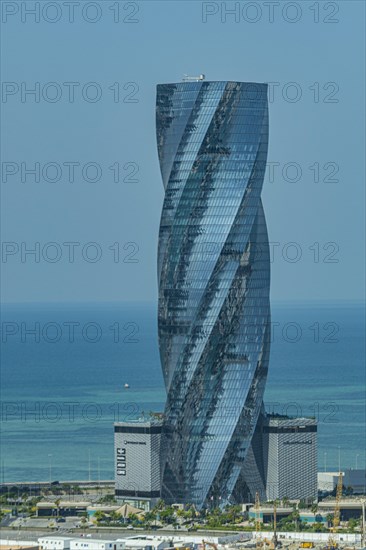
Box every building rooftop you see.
[39,537,74,541]
[318,499,365,509]
[249,506,293,513]
[114,416,163,427]
[37,501,91,507]
[267,416,317,425]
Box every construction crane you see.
[272,500,278,548]
[255,492,261,550]
[361,499,366,549]
[327,471,343,550]
[253,493,280,550]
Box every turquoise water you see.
[1,301,365,482]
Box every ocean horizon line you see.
[2,299,365,307]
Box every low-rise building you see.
[318,498,364,521]
[299,512,327,524]
[248,506,293,523]
[117,538,171,550]
[70,540,125,550]
[36,502,90,517]
[343,468,366,494]
[317,472,339,493]
[38,539,125,550]
[318,469,366,496]
[39,537,74,550]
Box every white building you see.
[253,531,361,545]
[39,537,74,550]
[70,540,125,550]
[263,416,317,501]
[114,420,162,510]
[38,539,125,550]
[317,471,340,493]
[117,537,171,550]
[118,534,250,548]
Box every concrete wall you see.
[253,532,361,543]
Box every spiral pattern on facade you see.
[156,80,271,508]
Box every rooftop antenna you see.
[182,74,205,82]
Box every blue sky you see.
[1,0,365,303]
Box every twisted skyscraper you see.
[156,80,271,508]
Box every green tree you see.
[160,508,175,524]
[55,499,61,518]
[154,499,165,512]
[326,513,334,528]
[93,510,107,524]
[312,522,326,533]
[98,494,116,504]
[128,513,139,526]
[348,518,358,532]
[110,511,122,523]
[144,511,156,523]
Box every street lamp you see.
[48,454,53,485]
[97,457,104,495]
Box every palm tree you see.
[93,510,106,525]
[80,516,88,533]
[291,510,300,531]
[55,499,61,519]
[326,513,334,528]
[110,511,122,524]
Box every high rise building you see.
[263,416,318,501]
[156,80,271,508]
[114,420,162,510]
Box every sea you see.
[0,301,365,483]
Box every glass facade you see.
[156,81,271,508]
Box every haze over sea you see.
[1,301,365,483]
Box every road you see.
[0,527,245,542]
